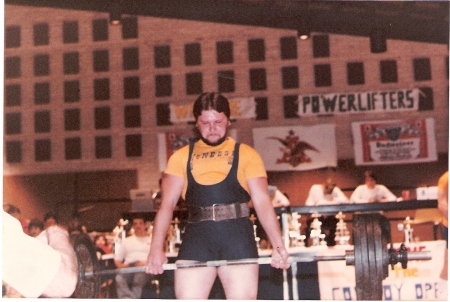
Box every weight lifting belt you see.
[188,202,249,223]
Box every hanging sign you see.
[169,97,256,123]
[352,118,437,165]
[253,124,337,171]
[298,88,420,116]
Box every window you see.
[35,139,51,161]
[95,107,111,129]
[347,62,365,85]
[155,74,172,97]
[280,36,297,60]
[5,84,21,106]
[64,81,80,103]
[5,113,21,135]
[63,21,78,43]
[93,50,109,72]
[186,72,203,95]
[413,58,431,81]
[34,110,51,133]
[34,54,50,76]
[94,78,110,101]
[248,39,265,62]
[33,23,49,46]
[126,134,142,157]
[63,52,79,74]
[154,45,171,68]
[95,136,112,159]
[122,17,138,39]
[65,137,81,160]
[283,95,299,118]
[124,77,140,99]
[5,26,20,48]
[380,60,398,83]
[184,43,201,66]
[5,57,21,78]
[216,41,233,64]
[124,105,141,128]
[6,141,22,163]
[93,19,108,41]
[218,70,235,93]
[123,47,139,70]
[34,82,50,105]
[249,68,267,91]
[282,66,299,89]
[314,64,332,87]
[313,35,330,58]
[64,109,80,131]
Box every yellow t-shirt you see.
[165,137,267,199]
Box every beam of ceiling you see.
[5,0,449,45]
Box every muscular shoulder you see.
[238,143,267,179]
[165,145,190,177]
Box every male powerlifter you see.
[145,92,290,299]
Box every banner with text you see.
[317,241,447,300]
[352,118,437,166]
[169,97,256,123]
[157,129,238,172]
[253,124,337,171]
[298,88,420,116]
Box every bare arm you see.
[247,177,290,269]
[145,173,184,275]
[438,187,448,219]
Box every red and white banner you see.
[298,88,420,117]
[252,124,337,171]
[317,240,447,300]
[169,97,256,123]
[352,118,437,166]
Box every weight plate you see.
[72,234,100,298]
[353,214,385,300]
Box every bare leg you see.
[174,261,217,299]
[218,264,259,300]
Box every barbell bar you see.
[72,213,433,299]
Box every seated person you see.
[305,178,349,206]
[304,178,349,246]
[114,216,152,299]
[268,185,290,207]
[28,218,44,237]
[350,170,397,203]
[2,211,78,298]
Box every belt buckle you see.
[212,204,218,221]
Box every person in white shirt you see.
[268,185,290,207]
[305,178,349,206]
[304,178,349,246]
[114,216,152,299]
[2,211,78,298]
[350,170,397,203]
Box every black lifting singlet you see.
[185,141,250,207]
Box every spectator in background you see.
[350,170,397,203]
[304,178,349,246]
[268,184,290,208]
[95,234,112,254]
[43,212,58,230]
[94,234,115,298]
[114,216,152,299]
[4,204,30,235]
[305,178,349,206]
[28,219,44,238]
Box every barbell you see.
[71,213,432,300]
